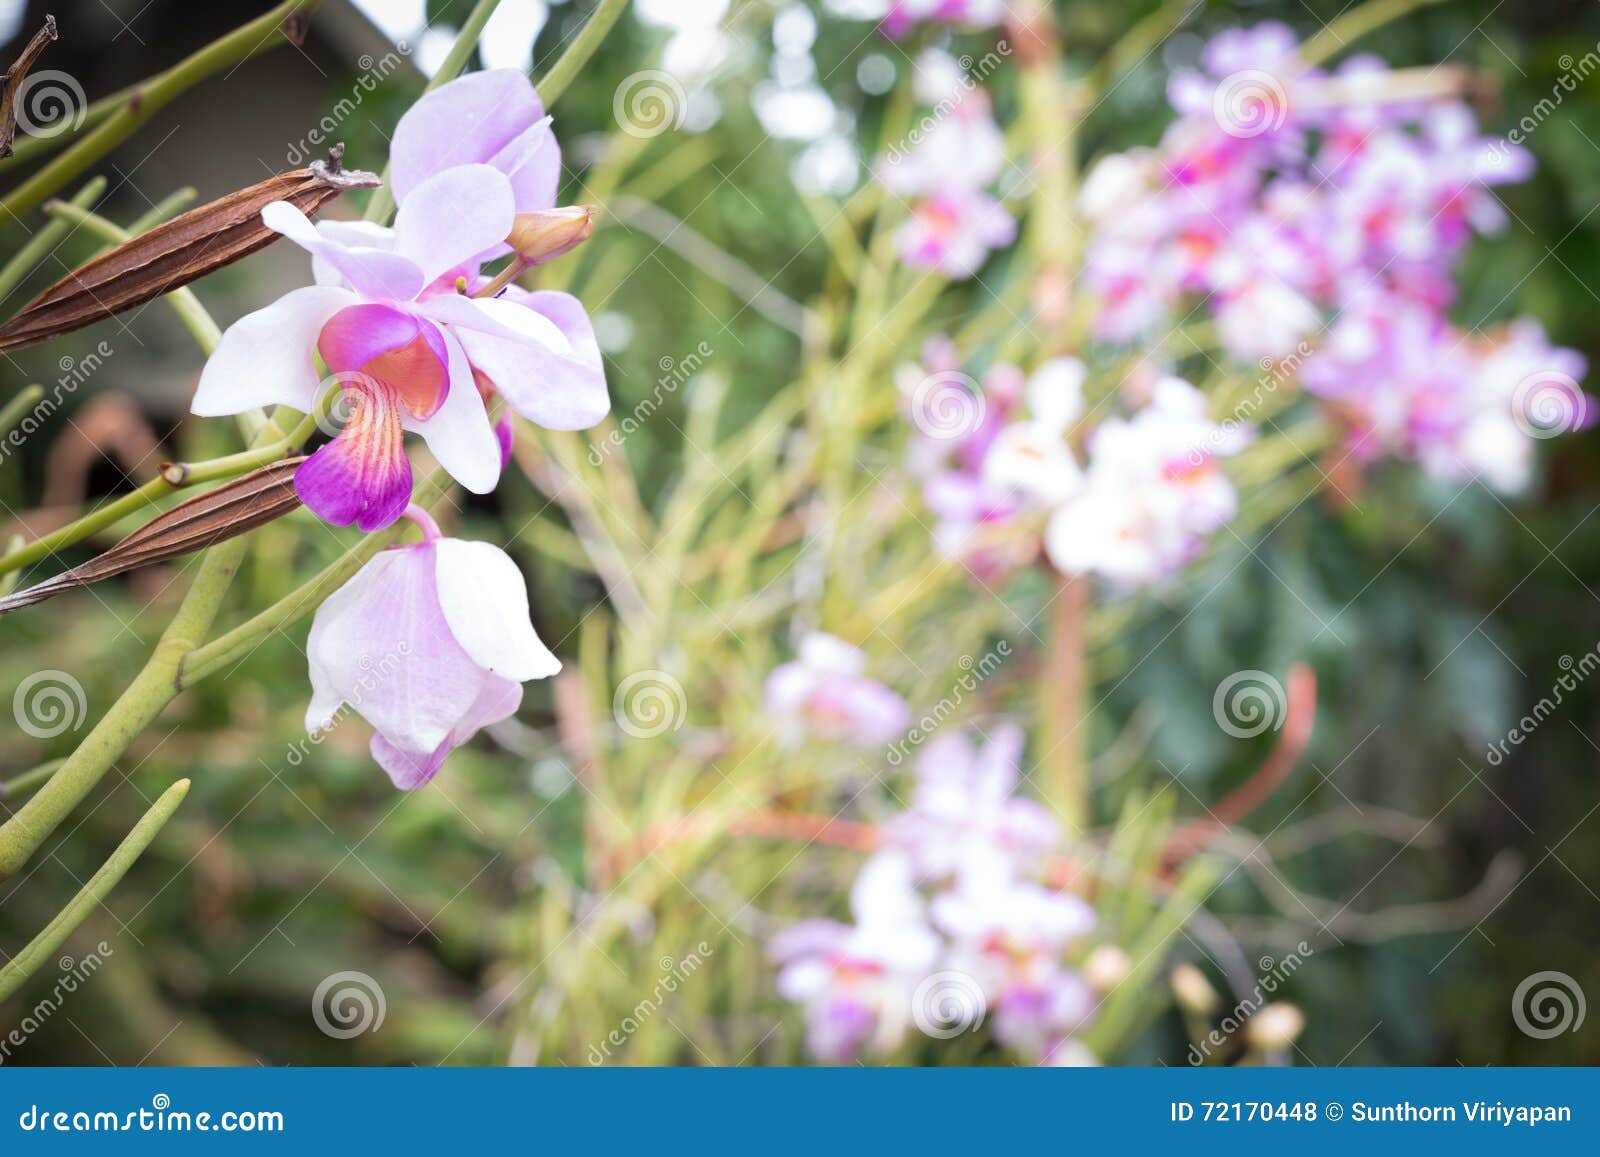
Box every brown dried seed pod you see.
[0,154,378,355]
[0,456,305,616]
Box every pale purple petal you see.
[392,164,516,286]
[370,675,522,790]
[423,292,608,430]
[261,201,423,301]
[390,70,550,206]
[192,285,356,416]
[432,538,561,681]
[303,544,486,756]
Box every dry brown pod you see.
[0,457,305,616]
[0,152,378,355]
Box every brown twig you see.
[0,15,58,160]
[1165,663,1318,861]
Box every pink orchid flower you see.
[306,506,560,789]
[390,68,561,259]
[763,633,911,747]
[192,164,608,531]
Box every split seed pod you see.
[0,152,379,355]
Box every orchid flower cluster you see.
[1079,22,1590,493]
[769,725,1101,1065]
[195,71,608,789]
[878,49,1014,279]
[905,341,1250,589]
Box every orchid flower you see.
[763,633,911,747]
[769,851,940,1062]
[390,68,561,260]
[982,357,1088,506]
[885,724,1059,880]
[305,506,559,789]
[193,164,608,531]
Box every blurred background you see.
[0,0,1597,1065]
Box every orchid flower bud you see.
[507,205,595,265]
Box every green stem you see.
[0,384,44,438]
[0,418,317,578]
[0,177,106,305]
[1299,0,1451,67]
[535,0,633,107]
[0,758,64,801]
[1,83,133,168]
[0,0,324,223]
[0,779,189,1002]
[126,187,198,233]
[362,0,507,225]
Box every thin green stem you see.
[0,758,64,801]
[126,187,198,233]
[363,0,507,224]
[1300,0,1451,66]
[535,0,632,107]
[0,384,44,438]
[0,779,189,1002]
[0,0,324,222]
[0,177,105,306]
[0,420,316,578]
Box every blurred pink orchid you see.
[764,633,911,747]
